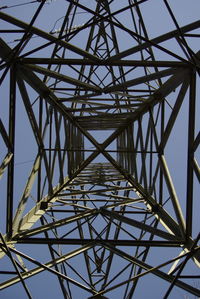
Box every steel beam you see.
[186,71,196,239]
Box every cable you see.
[0,0,52,10]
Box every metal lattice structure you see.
[0,1,200,298]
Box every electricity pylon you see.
[0,1,200,298]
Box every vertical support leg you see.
[6,66,16,238]
[186,70,196,239]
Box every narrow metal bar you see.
[104,67,178,92]
[21,58,189,67]
[100,208,180,241]
[17,77,45,147]
[12,155,41,234]
[159,78,190,150]
[6,65,16,238]
[0,118,12,149]
[158,154,186,236]
[0,153,13,180]
[193,158,200,183]
[193,131,200,151]
[186,71,196,239]
[15,209,98,238]
[23,64,101,92]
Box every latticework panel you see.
[0,1,199,298]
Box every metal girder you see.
[14,209,98,238]
[186,71,196,239]
[158,78,190,150]
[23,64,101,92]
[12,238,183,247]
[20,58,189,67]
[100,208,181,241]
[12,155,42,234]
[104,67,179,93]
[13,175,70,235]
[0,153,13,180]
[0,118,12,149]
[158,155,185,235]
[6,65,16,238]
[193,158,200,183]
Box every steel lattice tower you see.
[0,1,200,298]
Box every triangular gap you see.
[141,106,162,192]
[159,36,194,61]
[20,17,98,61]
[61,243,134,294]
[0,248,20,282]
[160,79,189,151]
[56,63,100,92]
[0,21,26,51]
[59,247,98,288]
[67,27,119,89]
[89,130,115,145]
[104,67,179,95]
